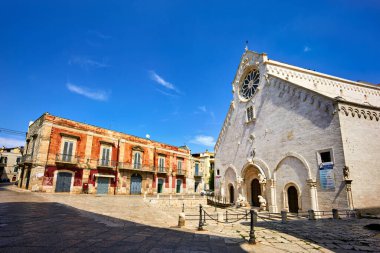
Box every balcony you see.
[156,166,169,174]
[0,157,6,167]
[194,172,203,177]
[176,169,186,176]
[55,154,79,165]
[118,162,155,173]
[97,159,117,169]
[21,154,34,164]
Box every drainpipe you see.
[114,139,120,195]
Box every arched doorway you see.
[130,173,142,194]
[229,184,234,203]
[251,179,261,207]
[287,186,299,213]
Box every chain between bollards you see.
[248,209,256,244]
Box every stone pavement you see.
[1,184,379,252]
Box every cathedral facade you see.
[214,50,380,213]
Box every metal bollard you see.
[245,210,248,221]
[182,203,185,213]
[281,210,287,223]
[332,209,339,219]
[198,204,204,231]
[308,209,316,220]
[248,209,256,244]
[225,210,228,222]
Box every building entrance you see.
[251,178,261,207]
[229,184,234,203]
[287,186,299,213]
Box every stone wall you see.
[338,103,380,211]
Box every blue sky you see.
[1,0,379,152]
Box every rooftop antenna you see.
[245,40,249,51]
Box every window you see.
[158,157,165,172]
[177,159,183,174]
[320,152,331,163]
[246,106,255,122]
[317,149,334,165]
[195,163,199,176]
[133,152,142,169]
[217,169,220,176]
[101,146,111,166]
[16,157,21,164]
[62,140,74,162]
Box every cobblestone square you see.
[0,184,379,252]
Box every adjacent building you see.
[215,49,380,213]
[189,150,214,193]
[18,113,192,194]
[0,146,23,182]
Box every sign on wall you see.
[319,163,335,190]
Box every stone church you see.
[214,49,380,213]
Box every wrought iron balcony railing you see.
[118,162,155,172]
[21,154,33,164]
[194,172,203,177]
[97,159,117,168]
[176,169,186,176]
[55,154,79,164]
[156,166,169,173]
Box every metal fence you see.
[183,204,359,244]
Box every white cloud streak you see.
[198,106,207,113]
[304,46,311,52]
[149,71,176,90]
[0,137,25,147]
[190,135,216,147]
[69,56,109,69]
[66,83,109,101]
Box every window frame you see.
[246,105,256,123]
[100,145,112,166]
[316,148,334,166]
[60,137,77,162]
[133,151,142,169]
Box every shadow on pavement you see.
[240,215,380,252]
[0,184,251,253]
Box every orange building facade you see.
[18,113,191,195]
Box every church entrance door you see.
[251,179,261,207]
[229,184,234,203]
[287,186,299,213]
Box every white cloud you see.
[69,56,109,69]
[304,46,311,52]
[0,137,25,147]
[149,71,176,90]
[198,106,207,113]
[66,83,109,101]
[190,135,216,147]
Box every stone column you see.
[307,179,318,211]
[268,179,277,213]
[345,179,354,210]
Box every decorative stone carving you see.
[236,193,248,207]
[343,166,350,180]
[258,195,267,211]
[258,173,266,184]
